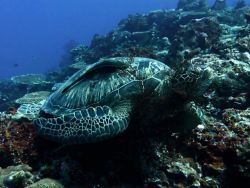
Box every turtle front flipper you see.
[13,100,45,120]
[33,101,132,144]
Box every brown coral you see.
[0,111,38,164]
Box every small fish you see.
[13,63,19,68]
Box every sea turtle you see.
[16,57,211,144]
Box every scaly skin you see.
[15,57,212,144]
[34,101,131,144]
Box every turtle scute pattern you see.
[42,57,171,116]
[13,100,45,120]
[34,101,131,144]
[16,57,172,144]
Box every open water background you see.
[0,0,249,78]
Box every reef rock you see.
[168,17,221,64]
[235,0,246,9]
[15,91,51,104]
[177,0,207,11]
[26,178,64,188]
[0,165,34,188]
[68,61,87,70]
[212,0,227,10]
[11,74,50,85]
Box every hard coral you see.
[26,178,64,188]
[186,108,250,186]
[118,14,150,32]
[15,91,51,105]
[11,74,49,85]
[111,46,157,60]
[0,164,35,188]
[212,0,227,10]
[235,0,246,10]
[0,111,38,164]
[168,17,221,64]
[177,0,207,11]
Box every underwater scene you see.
[0,0,250,187]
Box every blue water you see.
[0,0,249,78]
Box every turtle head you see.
[171,63,213,99]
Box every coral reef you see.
[0,111,38,165]
[0,81,23,111]
[235,0,246,9]
[11,74,50,85]
[177,0,207,11]
[15,91,51,104]
[168,17,221,64]
[10,74,54,96]
[26,178,64,188]
[0,2,250,187]
[212,0,227,10]
[187,108,250,186]
[0,164,35,188]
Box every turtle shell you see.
[41,57,171,116]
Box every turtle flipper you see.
[13,100,45,120]
[33,101,132,144]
